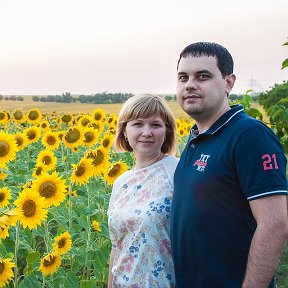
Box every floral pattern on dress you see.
[108,156,178,288]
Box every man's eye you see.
[198,74,209,80]
[179,75,188,81]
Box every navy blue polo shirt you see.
[170,105,287,288]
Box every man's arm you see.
[242,195,288,288]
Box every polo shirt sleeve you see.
[234,123,287,201]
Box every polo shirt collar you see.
[190,104,244,138]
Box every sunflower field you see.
[0,108,192,288]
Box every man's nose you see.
[185,77,197,90]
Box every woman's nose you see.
[141,125,152,136]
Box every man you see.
[170,42,288,288]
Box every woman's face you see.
[124,115,166,159]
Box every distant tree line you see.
[32,92,134,104]
[31,92,177,104]
[0,95,24,101]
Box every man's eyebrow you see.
[177,71,187,76]
[196,70,212,75]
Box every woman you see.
[108,94,178,287]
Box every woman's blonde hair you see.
[114,94,177,155]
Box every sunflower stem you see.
[68,182,73,271]
[85,183,91,280]
[44,221,49,252]
[14,221,20,288]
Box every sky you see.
[0,0,288,96]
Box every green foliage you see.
[230,91,263,121]
[281,41,288,70]
[258,80,288,153]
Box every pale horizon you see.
[0,0,287,96]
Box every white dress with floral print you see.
[108,156,179,288]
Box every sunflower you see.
[89,121,104,135]
[62,126,83,149]
[38,120,50,131]
[0,170,8,181]
[0,111,9,125]
[14,188,47,229]
[104,161,128,185]
[12,108,25,123]
[0,132,18,168]
[42,131,60,150]
[92,220,101,232]
[91,108,106,123]
[83,127,99,147]
[52,231,72,255]
[85,147,109,177]
[36,150,57,171]
[100,134,114,151]
[71,158,94,185]
[32,166,45,178]
[14,132,28,150]
[0,208,21,228]
[106,114,118,126]
[0,258,15,287]
[39,253,61,276]
[177,126,185,138]
[26,108,42,124]
[0,188,11,208]
[0,226,9,239]
[24,126,41,144]
[32,171,67,207]
[60,113,73,125]
[77,115,92,128]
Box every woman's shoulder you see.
[161,155,179,166]
[112,169,133,190]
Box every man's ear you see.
[225,74,236,94]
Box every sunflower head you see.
[14,189,48,229]
[32,172,67,207]
[92,109,106,122]
[26,108,42,124]
[13,108,25,123]
[0,132,18,168]
[42,131,60,150]
[0,111,9,124]
[100,134,114,150]
[83,127,98,147]
[85,147,109,176]
[92,220,101,232]
[39,253,61,276]
[0,258,15,286]
[36,150,57,171]
[71,158,93,185]
[24,126,41,144]
[63,127,83,149]
[14,133,28,150]
[60,113,73,124]
[0,187,11,208]
[104,161,128,185]
[52,231,72,255]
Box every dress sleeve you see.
[163,156,179,188]
[234,123,287,201]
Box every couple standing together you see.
[107,42,288,288]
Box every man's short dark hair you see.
[177,42,234,78]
